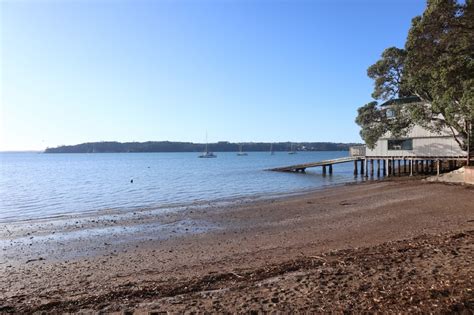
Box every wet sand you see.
[1,179,473,313]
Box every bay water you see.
[0,151,361,223]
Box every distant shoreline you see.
[0,151,42,153]
[44,141,361,154]
[42,150,351,153]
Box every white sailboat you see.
[288,143,297,154]
[237,144,248,156]
[270,143,275,155]
[199,133,217,158]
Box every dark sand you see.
[1,179,473,313]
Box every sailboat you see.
[288,143,297,154]
[199,133,217,158]
[270,143,275,155]
[237,144,248,156]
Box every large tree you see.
[366,47,408,101]
[356,0,474,163]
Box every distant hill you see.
[44,141,360,153]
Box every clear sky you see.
[0,0,426,151]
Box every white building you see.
[365,97,466,159]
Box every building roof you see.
[380,96,422,107]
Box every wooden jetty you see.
[269,146,467,177]
[268,156,364,174]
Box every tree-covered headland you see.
[44,141,357,153]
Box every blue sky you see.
[0,0,426,151]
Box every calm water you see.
[0,151,360,223]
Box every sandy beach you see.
[1,179,473,313]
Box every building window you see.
[388,139,413,150]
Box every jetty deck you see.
[269,156,363,173]
[269,153,466,177]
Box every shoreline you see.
[1,180,364,265]
[1,179,473,312]
[0,175,372,241]
[0,173,362,226]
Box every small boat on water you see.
[288,143,297,154]
[270,143,275,155]
[199,133,217,158]
[237,144,248,156]
[199,151,217,158]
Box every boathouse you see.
[364,97,466,158]
[353,96,467,177]
[269,96,467,177]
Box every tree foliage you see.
[367,47,408,100]
[405,0,474,150]
[356,0,474,153]
[355,102,386,148]
[355,101,413,149]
